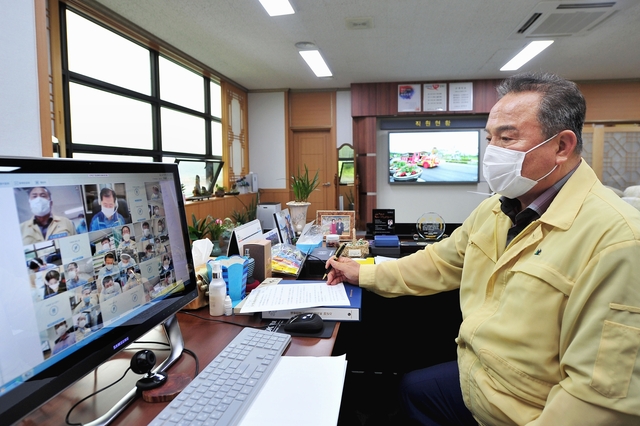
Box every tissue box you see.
[296,240,322,254]
[296,225,324,254]
[212,256,248,307]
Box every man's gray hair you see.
[497,72,586,154]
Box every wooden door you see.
[292,130,337,220]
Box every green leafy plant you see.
[231,193,259,225]
[188,214,232,242]
[188,214,214,242]
[291,165,320,202]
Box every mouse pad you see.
[266,319,336,339]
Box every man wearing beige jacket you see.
[327,72,640,425]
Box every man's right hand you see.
[325,256,361,285]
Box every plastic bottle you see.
[208,261,226,317]
[224,295,233,316]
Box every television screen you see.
[388,130,480,184]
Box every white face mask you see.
[56,326,66,337]
[104,284,115,294]
[143,228,150,236]
[122,233,130,241]
[105,263,113,271]
[78,319,87,328]
[30,197,51,217]
[483,133,558,199]
[102,243,110,251]
[102,205,116,218]
[48,281,59,292]
[66,270,77,280]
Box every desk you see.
[19,308,339,426]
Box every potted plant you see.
[214,184,226,197]
[287,165,320,235]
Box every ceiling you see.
[90,0,640,91]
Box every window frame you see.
[57,4,224,165]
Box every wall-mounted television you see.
[388,130,480,184]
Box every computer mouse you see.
[283,313,324,333]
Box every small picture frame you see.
[274,209,296,245]
[315,210,356,241]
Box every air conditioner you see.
[509,1,630,39]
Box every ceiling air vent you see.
[510,1,628,39]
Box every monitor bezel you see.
[0,156,198,424]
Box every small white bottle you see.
[224,295,233,316]
[209,261,226,317]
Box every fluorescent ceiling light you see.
[299,50,332,77]
[500,40,554,71]
[259,0,294,16]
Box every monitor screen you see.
[0,156,197,424]
[388,130,480,184]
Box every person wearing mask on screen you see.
[51,320,76,355]
[75,314,91,341]
[118,225,135,249]
[97,252,119,280]
[100,275,121,302]
[141,243,155,261]
[97,236,112,253]
[160,254,173,273]
[151,185,162,200]
[325,72,640,425]
[118,252,137,271]
[20,186,76,245]
[43,269,66,299]
[73,284,97,314]
[89,188,125,231]
[140,221,154,241]
[65,262,88,290]
[156,219,168,238]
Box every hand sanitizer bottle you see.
[209,261,226,317]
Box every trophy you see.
[415,212,446,241]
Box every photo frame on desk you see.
[316,210,355,241]
[274,208,296,245]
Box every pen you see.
[323,243,347,280]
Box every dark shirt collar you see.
[500,162,580,246]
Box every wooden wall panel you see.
[351,83,378,117]
[289,91,334,128]
[258,189,291,207]
[360,194,376,226]
[578,81,640,123]
[473,79,501,113]
[353,117,377,154]
[375,82,397,116]
[357,155,377,193]
[184,193,257,223]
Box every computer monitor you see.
[0,156,197,424]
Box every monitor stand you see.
[85,314,184,426]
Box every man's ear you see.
[555,130,578,163]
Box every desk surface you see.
[19,308,339,426]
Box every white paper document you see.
[239,283,350,313]
[238,354,347,426]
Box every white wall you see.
[248,92,287,189]
[0,1,42,157]
[376,128,491,224]
[336,90,352,148]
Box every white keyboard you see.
[149,327,291,426]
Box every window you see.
[61,7,222,173]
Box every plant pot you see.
[215,190,225,197]
[286,201,311,236]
